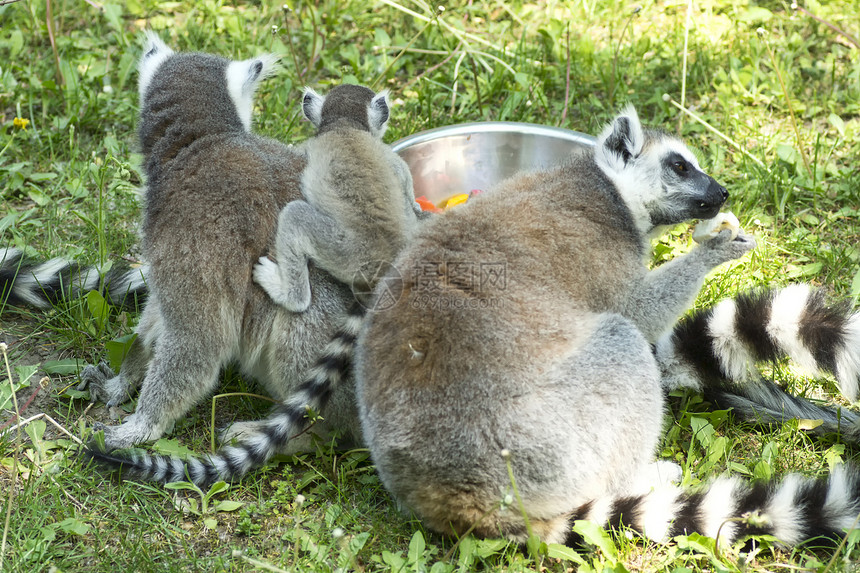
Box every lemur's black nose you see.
[693,177,730,219]
[707,177,729,205]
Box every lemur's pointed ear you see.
[302,87,325,128]
[236,54,278,99]
[138,31,174,101]
[226,55,278,132]
[595,105,645,171]
[141,30,173,61]
[368,90,390,138]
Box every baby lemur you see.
[253,84,423,312]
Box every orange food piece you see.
[415,195,442,213]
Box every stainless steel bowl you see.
[392,122,595,204]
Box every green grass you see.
[2,0,860,570]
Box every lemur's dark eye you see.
[673,161,688,174]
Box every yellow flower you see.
[13,117,30,130]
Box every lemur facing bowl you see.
[81,33,424,483]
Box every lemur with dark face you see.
[354,107,860,548]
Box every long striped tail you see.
[84,301,365,485]
[657,285,860,437]
[1,247,148,311]
[569,464,860,547]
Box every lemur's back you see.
[356,151,665,540]
[145,134,306,316]
[139,50,304,311]
[378,151,646,352]
[301,128,413,257]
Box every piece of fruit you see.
[415,195,442,213]
[692,212,741,243]
[441,193,469,209]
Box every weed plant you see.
[1,0,860,571]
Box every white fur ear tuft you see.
[236,54,279,99]
[138,31,174,102]
[142,30,172,60]
[226,56,277,132]
[368,89,391,139]
[595,104,645,173]
[248,54,280,86]
[302,87,325,128]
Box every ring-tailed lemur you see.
[68,32,364,453]
[84,83,424,483]
[252,84,423,313]
[354,106,860,547]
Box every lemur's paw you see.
[253,256,282,293]
[93,413,169,450]
[78,362,132,406]
[702,229,756,262]
[254,256,311,312]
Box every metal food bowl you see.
[392,122,595,204]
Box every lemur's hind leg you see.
[93,294,235,450]
[96,327,226,449]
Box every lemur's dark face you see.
[649,150,728,226]
[594,108,728,234]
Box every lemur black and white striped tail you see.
[84,301,365,485]
[657,285,860,437]
[569,464,860,547]
[0,247,148,311]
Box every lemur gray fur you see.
[70,32,362,453]
[354,106,860,548]
[252,84,423,313]
[83,81,424,482]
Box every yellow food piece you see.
[440,193,469,209]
